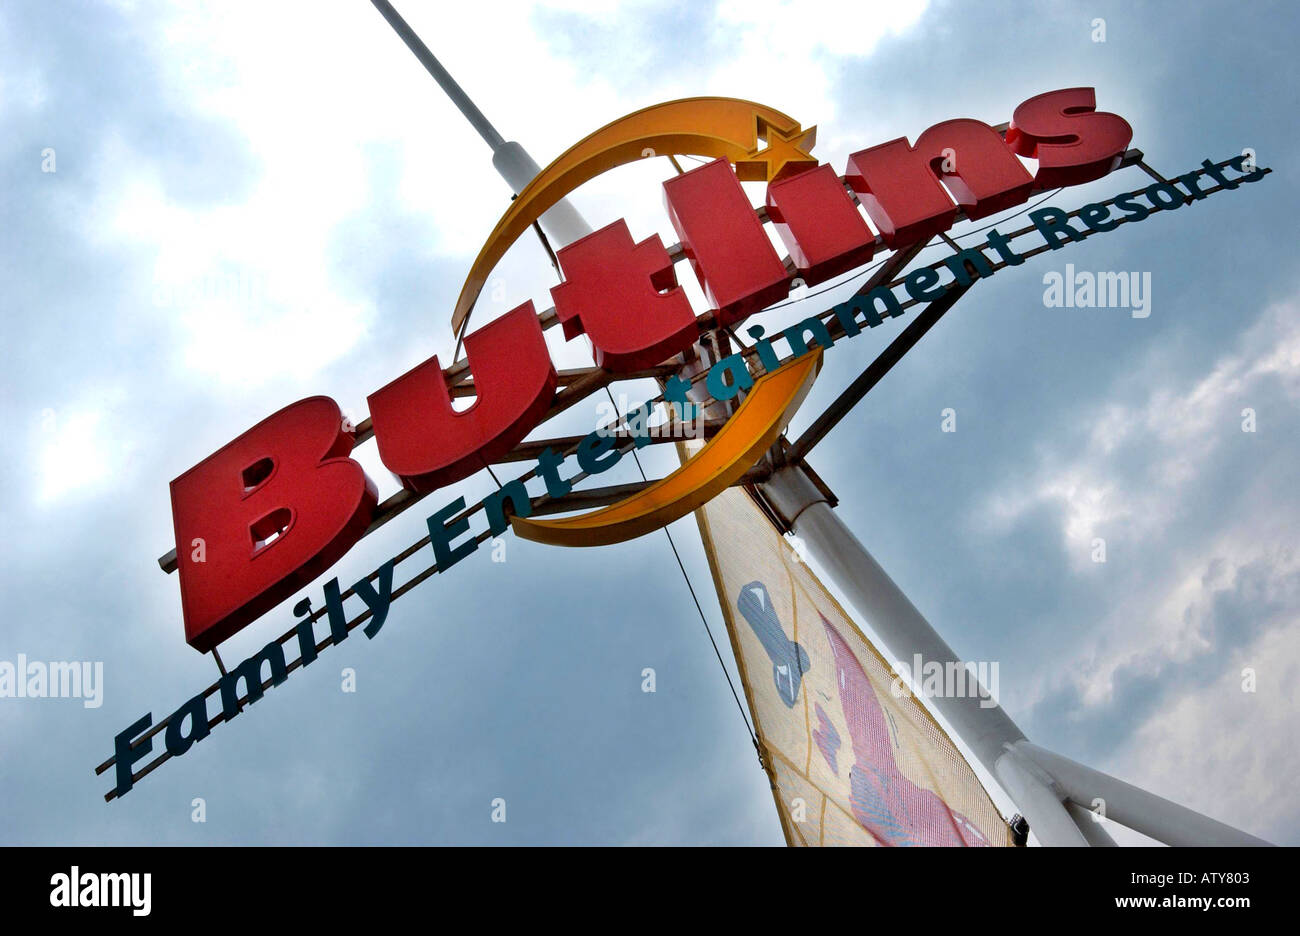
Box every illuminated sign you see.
[98,88,1270,799]
[172,88,1135,652]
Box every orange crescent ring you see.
[451,96,816,335]
[510,350,822,547]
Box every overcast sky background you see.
[2,0,1297,846]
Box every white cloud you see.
[1113,617,1300,842]
[978,298,1300,567]
[710,0,929,141]
[60,0,935,396]
[34,393,131,504]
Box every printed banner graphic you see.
[694,485,1011,847]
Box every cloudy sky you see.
[2,0,1296,845]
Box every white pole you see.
[993,745,1090,846]
[489,141,591,246]
[1066,801,1119,846]
[1015,740,1271,846]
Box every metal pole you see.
[489,141,591,246]
[368,0,505,150]
[1015,740,1272,846]
[368,0,591,250]
[1066,801,1119,847]
[993,744,1089,846]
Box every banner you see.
[693,484,1011,846]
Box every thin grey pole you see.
[365,0,591,344]
[368,0,505,151]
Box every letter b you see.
[169,396,378,652]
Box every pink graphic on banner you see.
[819,613,991,846]
[813,702,842,775]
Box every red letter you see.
[367,301,557,492]
[662,158,789,328]
[766,164,875,286]
[1006,88,1133,187]
[170,397,378,652]
[551,220,698,372]
[845,119,1034,247]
